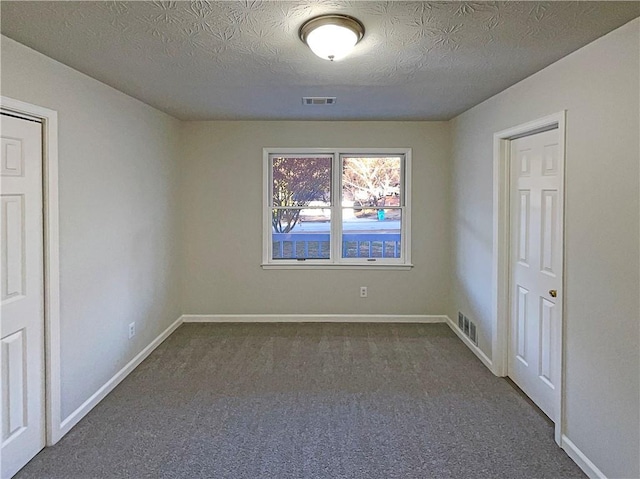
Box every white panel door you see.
[0,114,45,479]
[508,128,562,421]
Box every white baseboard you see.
[444,315,494,371]
[181,314,448,323]
[58,316,183,436]
[561,435,607,479]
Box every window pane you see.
[342,208,401,259]
[272,208,330,260]
[342,156,402,206]
[272,156,332,207]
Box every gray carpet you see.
[17,323,585,479]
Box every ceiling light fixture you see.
[299,14,365,61]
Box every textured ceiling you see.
[1,1,638,120]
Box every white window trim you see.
[262,147,412,270]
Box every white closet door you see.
[1,114,45,479]
[508,128,562,421]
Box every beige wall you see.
[450,19,639,478]
[180,121,451,316]
[1,36,183,419]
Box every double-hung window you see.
[262,148,411,269]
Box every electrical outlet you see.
[360,286,368,298]
[128,322,136,339]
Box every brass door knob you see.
[549,290,557,298]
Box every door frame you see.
[491,111,566,445]
[0,97,62,453]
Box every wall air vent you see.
[302,97,336,105]
[458,312,478,346]
[469,321,477,345]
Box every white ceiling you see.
[1,1,638,120]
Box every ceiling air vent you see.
[303,97,336,105]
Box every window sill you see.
[261,263,414,271]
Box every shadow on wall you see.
[454,212,493,353]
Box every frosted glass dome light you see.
[300,15,365,61]
[306,24,358,61]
